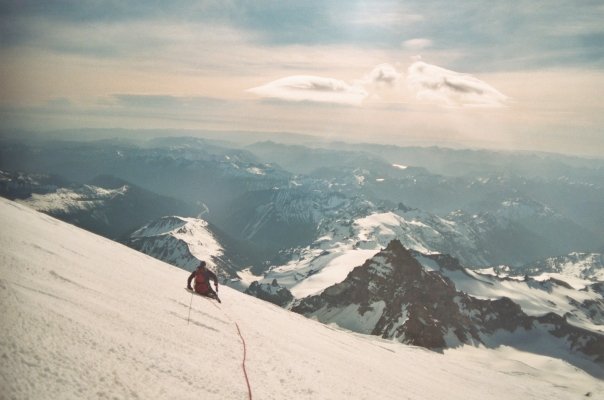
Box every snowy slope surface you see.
[1,198,603,400]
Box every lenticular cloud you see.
[407,61,508,108]
[249,61,507,109]
[248,75,368,106]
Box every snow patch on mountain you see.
[246,166,266,175]
[290,249,379,298]
[308,301,387,334]
[18,185,128,214]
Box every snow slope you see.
[1,198,602,399]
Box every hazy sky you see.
[1,1,604,156]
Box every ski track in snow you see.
[1,197,603,400]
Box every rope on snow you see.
[199,296,253,400]
[235,321,253,400]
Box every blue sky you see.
[1,1,604,155]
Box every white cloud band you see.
[247,75,368,106]
[249,61,507,109]
[406,61,508,108]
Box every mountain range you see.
[0,171,195,240]
[1,133,603,384]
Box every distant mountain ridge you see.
[252,196,599,299]
[2,136,603,277]
[1,170,195,240]
[523,252,604,281]
[484,252,604,283]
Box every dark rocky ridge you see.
[245,279,294,307]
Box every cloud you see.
[249,64,405,106]
[402,38,432,51]
[248,61,508,109]
[364,63,401,86]
[359,63,405,103]
[248,75,368,106]
[406,61,508,108]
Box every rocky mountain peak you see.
[293,239,469,348]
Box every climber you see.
[187,261,220,303]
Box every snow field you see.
[289,249,379,298]
[1,198,602,399]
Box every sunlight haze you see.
[1,1,603,155]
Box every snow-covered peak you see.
[130,215,188,237]
[127,216,231,277]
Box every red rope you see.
[202,297,252,399]
[235,322,253,400]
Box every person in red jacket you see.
[187,261,220,302]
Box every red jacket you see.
[187,268,218,294]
